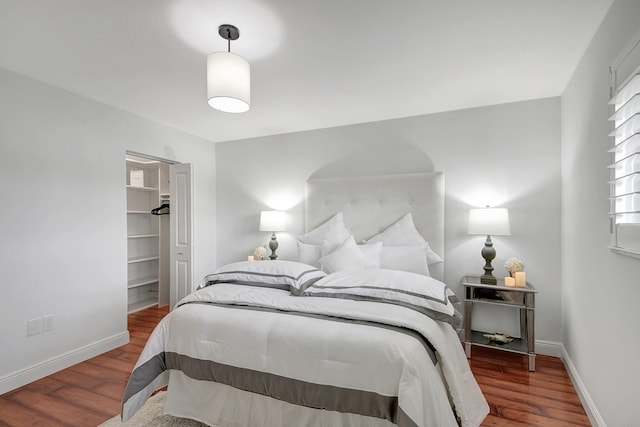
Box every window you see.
[609,31,640,258]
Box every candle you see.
[504,276,516,287]
[247,256,254,262]
[515,271,527,288]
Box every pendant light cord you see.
[227,29,231,53]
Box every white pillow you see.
[322,239,383,268]
[358,242,383,267]
[302,269,459,327]
[318,236,376,274]
[365,213,444,265]
[199,260,325,295]
[298,212,350,245]
[321,240,340,257]
[366,212,424,245]
[380,246,430,276]
[297,242,323,268]
[424,242,444,266]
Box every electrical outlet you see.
[43,314,54,332]
[28,318,42,336]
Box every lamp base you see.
[269,232,278,260]
[480,235,497,285]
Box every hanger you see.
[151,203,170,215]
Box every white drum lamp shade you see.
[259,210,286,232]
[207,51,250,113]
[468,208,511,236]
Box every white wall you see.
[561,0,640,425]
[0,68,216,391]
[216,97,562,345]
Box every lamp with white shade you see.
[468,207,511,285]
[207,24,250,113]
[259,210,286,260]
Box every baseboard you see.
[535,339,562,357]
[561,344,607,427]
[0,331,130,395]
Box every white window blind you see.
[609,33,640,258]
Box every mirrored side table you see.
[461,275,538,371]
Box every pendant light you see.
[207,24,250,113]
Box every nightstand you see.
[461,275,538,371]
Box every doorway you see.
[125,151,192,313]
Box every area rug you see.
[98,392,209,427]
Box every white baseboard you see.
[535,339,562,357]
[561,344,607,427]
[0,331,130,395]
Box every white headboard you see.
[305,172,445,281]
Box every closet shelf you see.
[126,185,158,192]
[127,298,158,314]
[128,255,160,264]
[128,276,159,289]
[127,157,168,314]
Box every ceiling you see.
[0,0,613,143]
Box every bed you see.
[121,173,489,427]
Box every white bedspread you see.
[122,282,488,427]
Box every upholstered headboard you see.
[305,172,445,281]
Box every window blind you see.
[609,67,640,257]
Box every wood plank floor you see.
[0,306,169,427]
[469,346,590,426]
[0,306,590,426]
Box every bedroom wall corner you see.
[0,67,216,393]
[560,0,640,425]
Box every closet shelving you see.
[126,157,169,313]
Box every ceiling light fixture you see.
[207,24,250,113]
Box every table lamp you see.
[259,210,286,260]
[468,207,511,285]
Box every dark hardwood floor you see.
[0,306,589,426]
[470,347,590,426]
[0,306,169,427]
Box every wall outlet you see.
[43,314,54,332]
[28,318,42,336]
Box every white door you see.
[170,163,193,309]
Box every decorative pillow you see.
[297,212,350,245]
[380,245,430,276]
[302,269,459,326]
[199,260,325,295]
[365,213,444,265]
[318,236,377,274]
[321,240,340,257]
[366,212,424,245]
[297,242,323,268]
[322,239,383,268]
[358,242,383,267]
[423,242,444,266]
